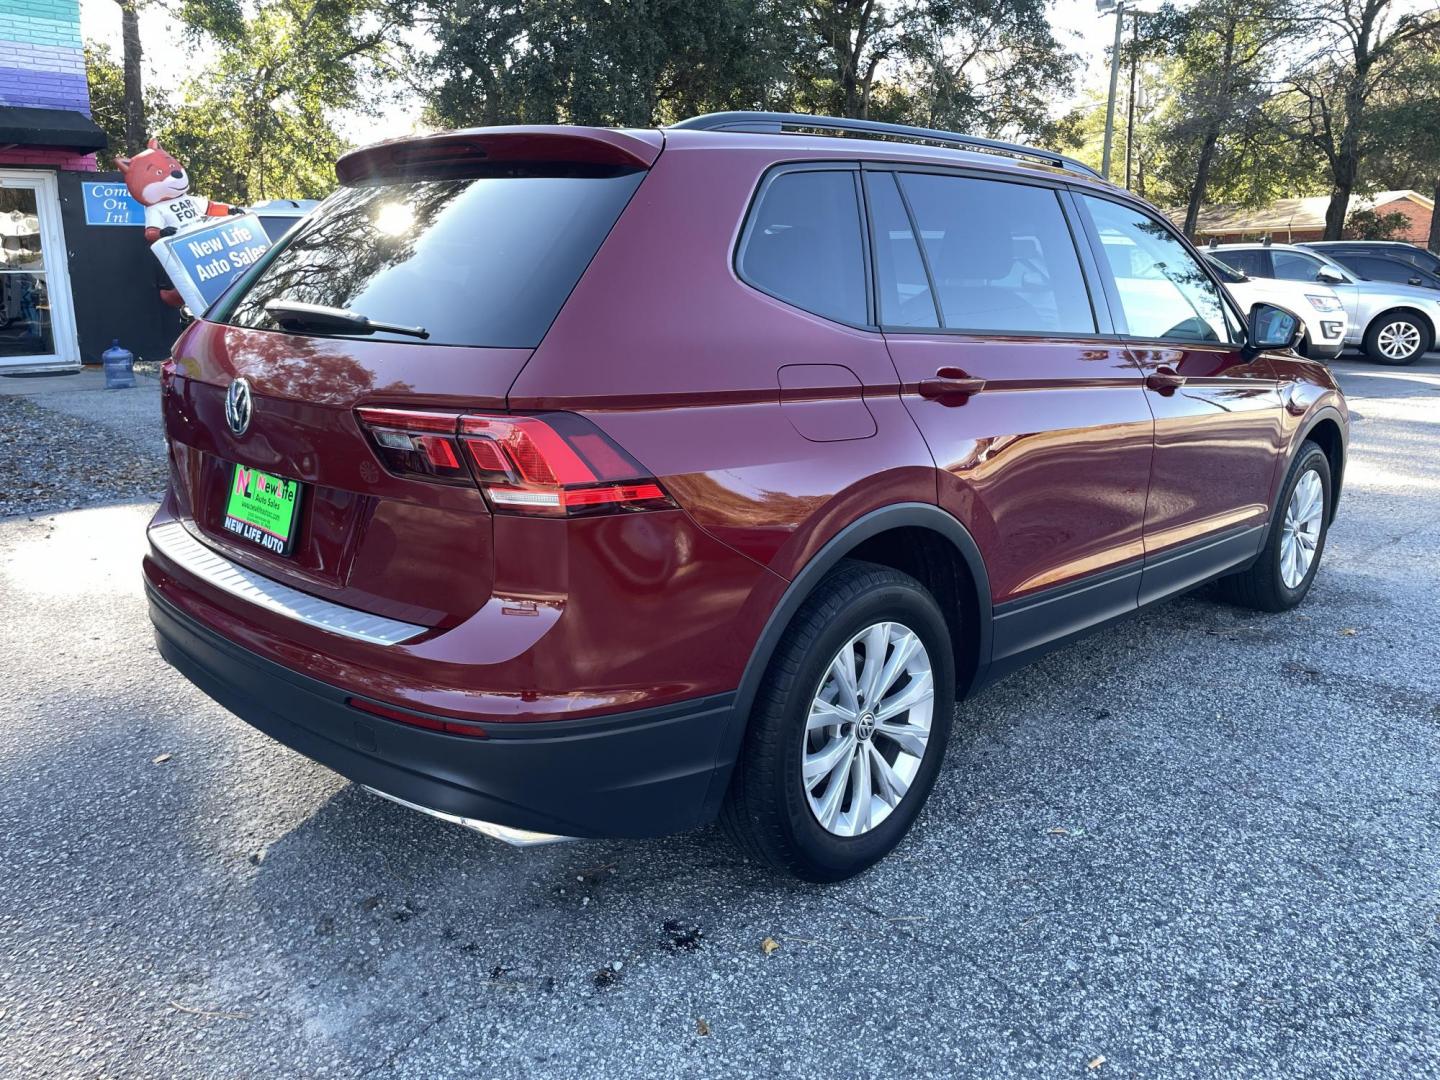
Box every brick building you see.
[0,0,179,372]
[1176,191,1436,248]
[0,0,99,171]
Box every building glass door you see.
[0,171,78,370]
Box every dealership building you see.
[1,0,179,372]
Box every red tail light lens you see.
[356,407,473,485]
[355,407,675,517]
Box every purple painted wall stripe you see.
[0,63,88,111]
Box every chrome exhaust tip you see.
[363,786,574,847]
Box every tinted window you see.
[867,173,938,328]
[1204,255,1246,284]
[1350,255,1430,285]
[1083,196,1233,343]
[739,170,867,325]
[1407,248,1440,274]
[1271,250,1328,282]
[222,170,644,348]
[898,173,1094,333]
[1219,248,1268,277]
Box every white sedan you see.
[1204,253,1349,360]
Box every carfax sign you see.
[151,214,272,314]
[82,182,144,226]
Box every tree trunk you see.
[1325,41,1371,241]
[1429,178,1440,254]
[118,1,146,153]
[1183,128,1220,238]
[1323,184,1352,240]
[1182,16,1236,239]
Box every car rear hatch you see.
[160,127,661,631]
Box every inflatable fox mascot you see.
[116,139,242,308]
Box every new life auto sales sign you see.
[151,213,271,314]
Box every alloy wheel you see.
[1376,320,1422,361]
[1280,469,1324,589]
[801,621,934,837]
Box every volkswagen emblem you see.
[225,377,253,436]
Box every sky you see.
[75,0,1170,144]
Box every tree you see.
[114,0,147,154]
[1342,205,1409,239]
[85,43,128,157]
[422,0,1075,138]
[156,0,414,201]
[1284,0,1440,239]
[846,0,1077,136]
[87,42,172,164]
[1363,43,1440,251]
[1138,0,1298,235]
[423,0,792,128]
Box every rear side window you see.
[1217,249,1267,277]
[738,170,868,325]
[896,173,1095,334]
[220,170,644,348]
[1350,256,1418,284]
[867,172,939,328]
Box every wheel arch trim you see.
[1368,305,1437,344]
[698,503,993,822]
[1293,405,1347,520]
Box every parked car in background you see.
[1215,241,1440,364]
[144,113,1349,881]
[1300,244,1440,291]
[1302,240,1440,281]
[245,198,320,242]
[1203,253,1348,360]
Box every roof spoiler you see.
[336,127,663,185]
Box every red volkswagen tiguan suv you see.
[144,113,1348,881]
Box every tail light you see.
[356,407,675,517]
[356,407,472,484]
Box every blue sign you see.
[156,214,272,312]
[82,182,143,226]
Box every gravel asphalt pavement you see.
[1,355,1438,1079]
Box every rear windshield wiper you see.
[264,299,430,340]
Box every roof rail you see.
[670,111,1104,181]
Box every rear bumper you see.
[148,584,741,839]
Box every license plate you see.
[222,464,302,556]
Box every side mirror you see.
[1316,266,1345,284]
[1246,302,1303,355]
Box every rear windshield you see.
[217,169,644,348]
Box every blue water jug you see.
[102,339,135,389]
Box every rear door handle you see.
[919,369,986,399]
[1145,367,1186,392]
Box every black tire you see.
[1363,311,1431,365]
[1218,441,1332,612]
[721,560,955,882]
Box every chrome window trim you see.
[148,520,425,646]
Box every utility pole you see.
[1100,0,1166,185]
[1125,13,1138,189]
[1099,0,1125,182]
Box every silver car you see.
[1214,241,1440,364]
